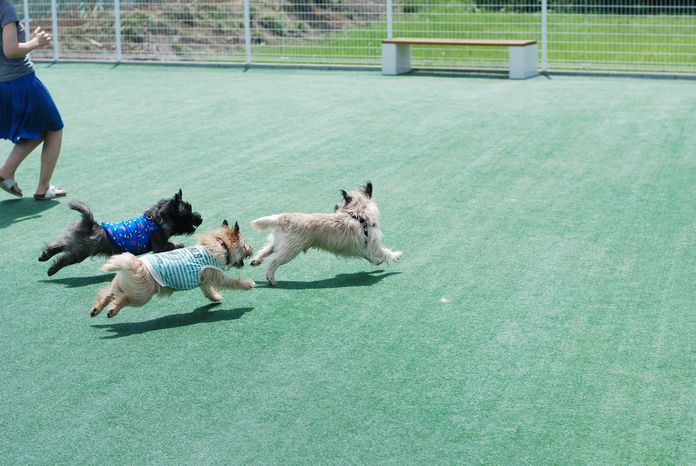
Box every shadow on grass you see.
[0,198,60,229]
[92,304,253,339]
[39,273,113,288]
[261,270,401,290]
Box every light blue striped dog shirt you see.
[140,245,224,290]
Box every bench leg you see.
[508,44,538,79]
[382,43,412,75]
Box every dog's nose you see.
[194,214,203,226]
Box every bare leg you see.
[47,252,88,276]
[92,284,117,316]
[371,248,402,265]
[250,241,274,266]
[39,242,66,261]
[200,284,222,302]
[201,270,254,298]
[219,276,255,290]
[264,247,300,286]
[0,138,44,192]
[383,248,403,263]
[35,130,64,196]
[107,296,128,318]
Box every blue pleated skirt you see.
[0,72,64,144]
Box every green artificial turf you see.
[1,64,695,464]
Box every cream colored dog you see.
[250,182,402,285]
[92,220,254,318]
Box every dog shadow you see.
[91,304,253,339]
[39,273,113,288]
[0,198,60,229]
[266,270,401,290]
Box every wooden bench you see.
[381,38,538,79]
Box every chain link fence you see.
[21,0,696,75]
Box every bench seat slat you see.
[382,38,537,47]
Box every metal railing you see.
[21,0,696,75]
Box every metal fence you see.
[21,0,696,75]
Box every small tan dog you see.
[91,220,254,318]
[250,182,402,285]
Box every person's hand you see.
[32,26,52,48]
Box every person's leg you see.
[0,138,43,196]
[35,129,65,196]
[0,137,44,180]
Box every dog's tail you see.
[101,253,158,303]
[251,214,282,231]
[101,252,139,273]
[69,200,96,226]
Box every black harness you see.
[349,212,370,245]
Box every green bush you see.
[258,15,286,36]
[402,1,422,14]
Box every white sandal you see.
[34,185,67,200]
[0,176,23,197]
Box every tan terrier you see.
[92,220,254,318]
[250,182,402,285]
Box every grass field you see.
[1,64,695,464]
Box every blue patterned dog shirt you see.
[101,215,160,255]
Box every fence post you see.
[22,0,30,39]
[114,0,122,62]
[243,0,251,65]
[50,0,59,61]
[541,0,548,71]
[386,0,393,39]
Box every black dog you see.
[39,189,203,276]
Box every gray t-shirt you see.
[0,0,34,82]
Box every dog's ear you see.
[223,219,229,227]
[234,222,240,234]
[363,182,373,198]
[341,190,352,204]
[175,189,182,202]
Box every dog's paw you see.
[392,251,403,261]
[90,308,100,317]
[266,276,276,287]
[240,279,255,290]
[250,259,261,267]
